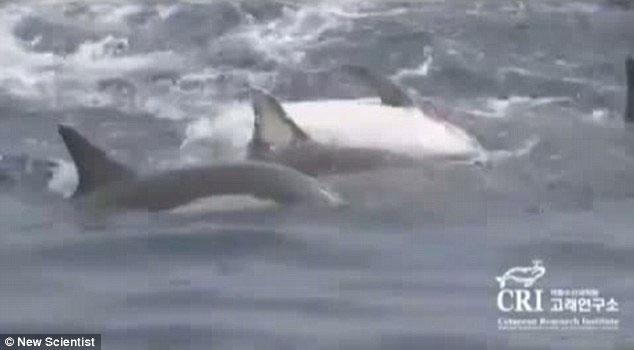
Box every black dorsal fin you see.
[626,56,634,123]
[339,65,413,107]
[250,89,310,151]
[57,125,135,197]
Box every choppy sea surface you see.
[1,1,634,349]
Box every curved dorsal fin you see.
[57,125,135,197]
[339,65,413,107]
[250,89,310,150]
[626,56,634,123]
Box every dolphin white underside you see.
[168,195,280,215]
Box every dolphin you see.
[246,84,481,177]
[495,260,546,289]
[247,88,433,177]
[57,125,345,213]
[625,56,634,123]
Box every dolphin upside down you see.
[247,88,426,177]
[247,88,481,177]
[57,125,345,213]
[243,65,483,177]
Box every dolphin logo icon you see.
[496,260,546,289]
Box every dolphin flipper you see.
[626,56,634,123]
[58,125,135,197]
[339,65,413,107]
[249,89,310,156]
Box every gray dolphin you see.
[247,89,427,177]
[625,56,634,123]
[57,125,345,213]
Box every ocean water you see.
[1,1,634,349]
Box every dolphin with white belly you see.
[247,79,482,176]
[247,88,435,177]
[57,125,344,213]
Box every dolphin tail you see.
[57,125,135,197]
[249,89,310,158]
[626,56,634,123]
[338,65,413,107]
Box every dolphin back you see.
[58,125,135,197]
[87,162,345,211]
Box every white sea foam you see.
[459,96,572,119]
[395,47,434,79]
[47,158,77,198]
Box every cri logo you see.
[496,260,546,313]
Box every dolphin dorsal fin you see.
[250,89,310,150]
[339,65,413,107]
[626,56,634,124]
[58,125,135,197]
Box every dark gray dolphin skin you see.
[247,89,423,177]
[338,65,413,107]
[57,125,344,212]
[625,56,634,123]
